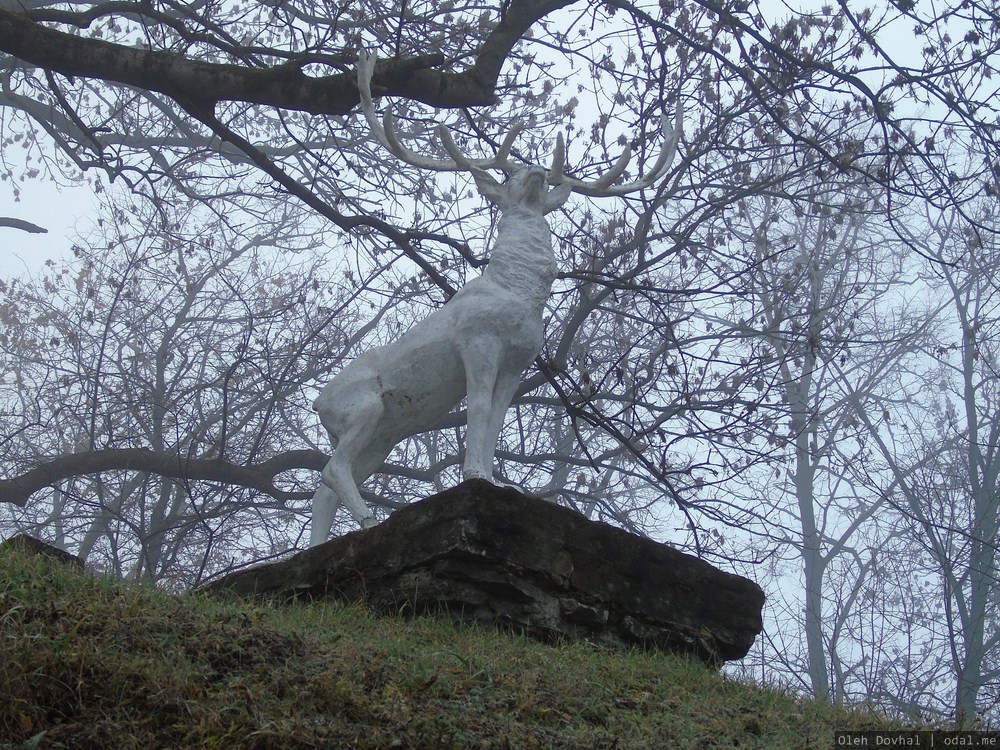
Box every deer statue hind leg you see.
[309,483,342,546]
[311,432,398,544]
[309,389,383,545]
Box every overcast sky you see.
[1,176,97,280]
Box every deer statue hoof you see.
[464,472,526,493]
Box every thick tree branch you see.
[0,448,331,506]
[0,7,438,112]
[0,217,47,233]
[0,0,574,114]
[466,0,574,93]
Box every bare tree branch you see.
[0,448,330,507]
[0,217,47,233]
[0,0,574,114]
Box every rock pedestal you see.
[0,533,85,569]
[204,480,764,665]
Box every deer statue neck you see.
[480,207,557,308]
[473,166,560,309]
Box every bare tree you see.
[701,161,930,697]
[847,197,1000,726]
[0,194,377,583]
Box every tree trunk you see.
[795,405,830,701]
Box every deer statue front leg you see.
[460,343,506,481]
[465,363,528,482]
[458,309,543,482]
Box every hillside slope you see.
[0,544,898,749]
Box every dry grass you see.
[1,544,903,749]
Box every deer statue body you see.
[309,166,567,541]
[309,52,681,545]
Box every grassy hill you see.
[1,543,902,749]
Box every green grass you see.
[1,544,903,749]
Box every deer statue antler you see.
[357,49,681,196]
[547,103,684,197]
[357,50,521,175]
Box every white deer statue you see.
[308,51,682,545]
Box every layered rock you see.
[1,533,85,568]
[204,480,764,665]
